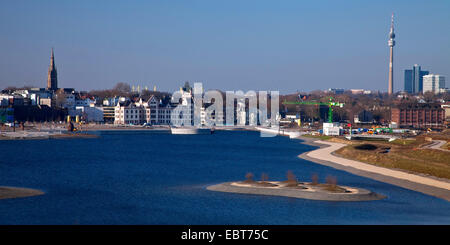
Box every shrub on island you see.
[311,173,319,185]
[285,170,298,187]
[243,172,255,183]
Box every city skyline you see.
[1,0,450,93]
[1,0,450,234]
[404,64,429,94]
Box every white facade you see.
[439,88,450,93]
[323,127,341,136]
[350,89,364,95]
[103,97,120,106]
[171,89,194,126]
[157,104,173,125]
[237,99,246,126]
[12,89,52,106]
[113,96,175,125]
[39,98,52,107]
[423,74,445,94]
[74,105,104,122]
[114,102,147,125]
[323,122,342,136]
[146,96,173,125]
[0,94,13,106]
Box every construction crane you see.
[282,97,345,123]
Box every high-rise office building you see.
[404,64,429,93]
[423,74,445,94]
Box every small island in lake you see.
[0,186,44,200]
[207,172,386,201]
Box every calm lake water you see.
[0,130,449,224]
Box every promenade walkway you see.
[301,140,450,201]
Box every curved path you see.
[422,140,449,152]
[299,139,450,201]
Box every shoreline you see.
[0,125,258,140]
[0,186,44,200]
[82,125,257,132]
[297,136,450,202]
[207,181,385,202]
[0,131,99,140]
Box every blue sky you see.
[0,0,449,93]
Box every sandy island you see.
[207,181,385,201]
[0,186,44,200]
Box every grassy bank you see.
[302,134,332,140]
[334,136,450,180]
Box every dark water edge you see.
[0,130,449,225]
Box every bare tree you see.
[261,173,269,182]
[244,172,254,183]
[325,175,337,191]
[113,82,131,93]
[54,90,68,108]
[311,173,319,185]
[286,170,298,187]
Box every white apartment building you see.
[114,101,148,125]
[114,96,177,126]
[72,105,104,122]
[113,89,209,126]
[170,88,194,126]
[423,74,446,94]
[145,95,174,125]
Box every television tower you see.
[388,13,395,95]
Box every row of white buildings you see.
[113,86,203,126]
[114,96,175,125]
[1,88,53,107]
[3,83,273,126]
[1,87,105,123]
[112,86,259,126]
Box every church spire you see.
[51,48,55,66]
[47,48,58,91]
